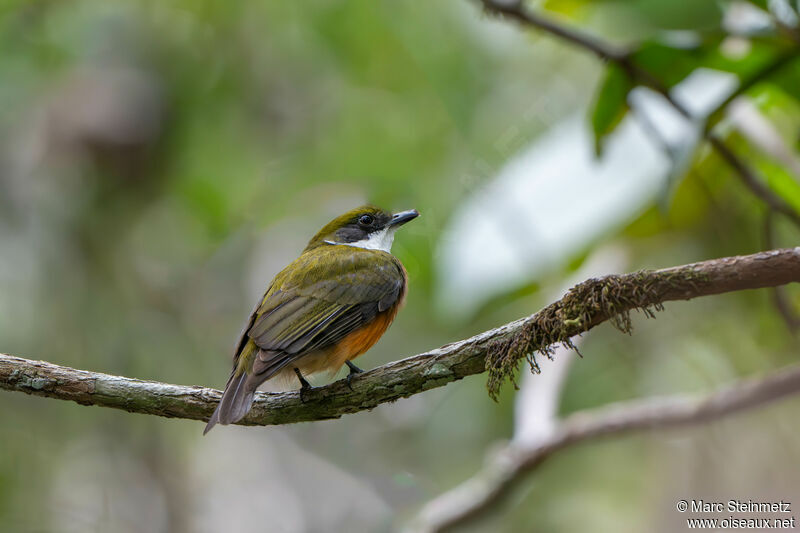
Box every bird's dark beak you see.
[389,209,419,228]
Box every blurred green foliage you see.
[590,64,631,156]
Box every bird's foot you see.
[293,368,313,403]
[345,360,364,391]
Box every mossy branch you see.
[485,247,799,397]
[0,248,798,427]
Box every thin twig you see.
[407,363,800,532]
[1,249,799,426]
[709,135,800,227]
[479,0,664,89]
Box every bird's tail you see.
[204,342,261,435]
[203,370,257,435]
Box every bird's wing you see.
[244,247,405,377]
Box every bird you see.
[204,205,419,434]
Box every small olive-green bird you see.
[204,205,419,433]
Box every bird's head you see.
[305,205,419,253]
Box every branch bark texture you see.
[0,248,798,427]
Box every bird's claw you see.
[294,368,313,403]
[345,360,364,391]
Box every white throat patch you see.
[325,227,396,252]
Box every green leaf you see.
[771,59,800,103]
[633,37,788,96]
[743,0,769,10]
[541,0,591,17]
[544,0,725,31]
[744,85,800,210]
[632,38,721,88]
[590,64,633,157]
[703,40,780,78]
[766,162,800,211]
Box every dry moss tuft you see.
[485,269,702,399]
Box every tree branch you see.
[479,0,800,228]
[764,212,800,332]
[0,249,798,426]
[407,363,800,533]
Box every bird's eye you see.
[358,214,374,226]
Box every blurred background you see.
[1,0,799,531]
